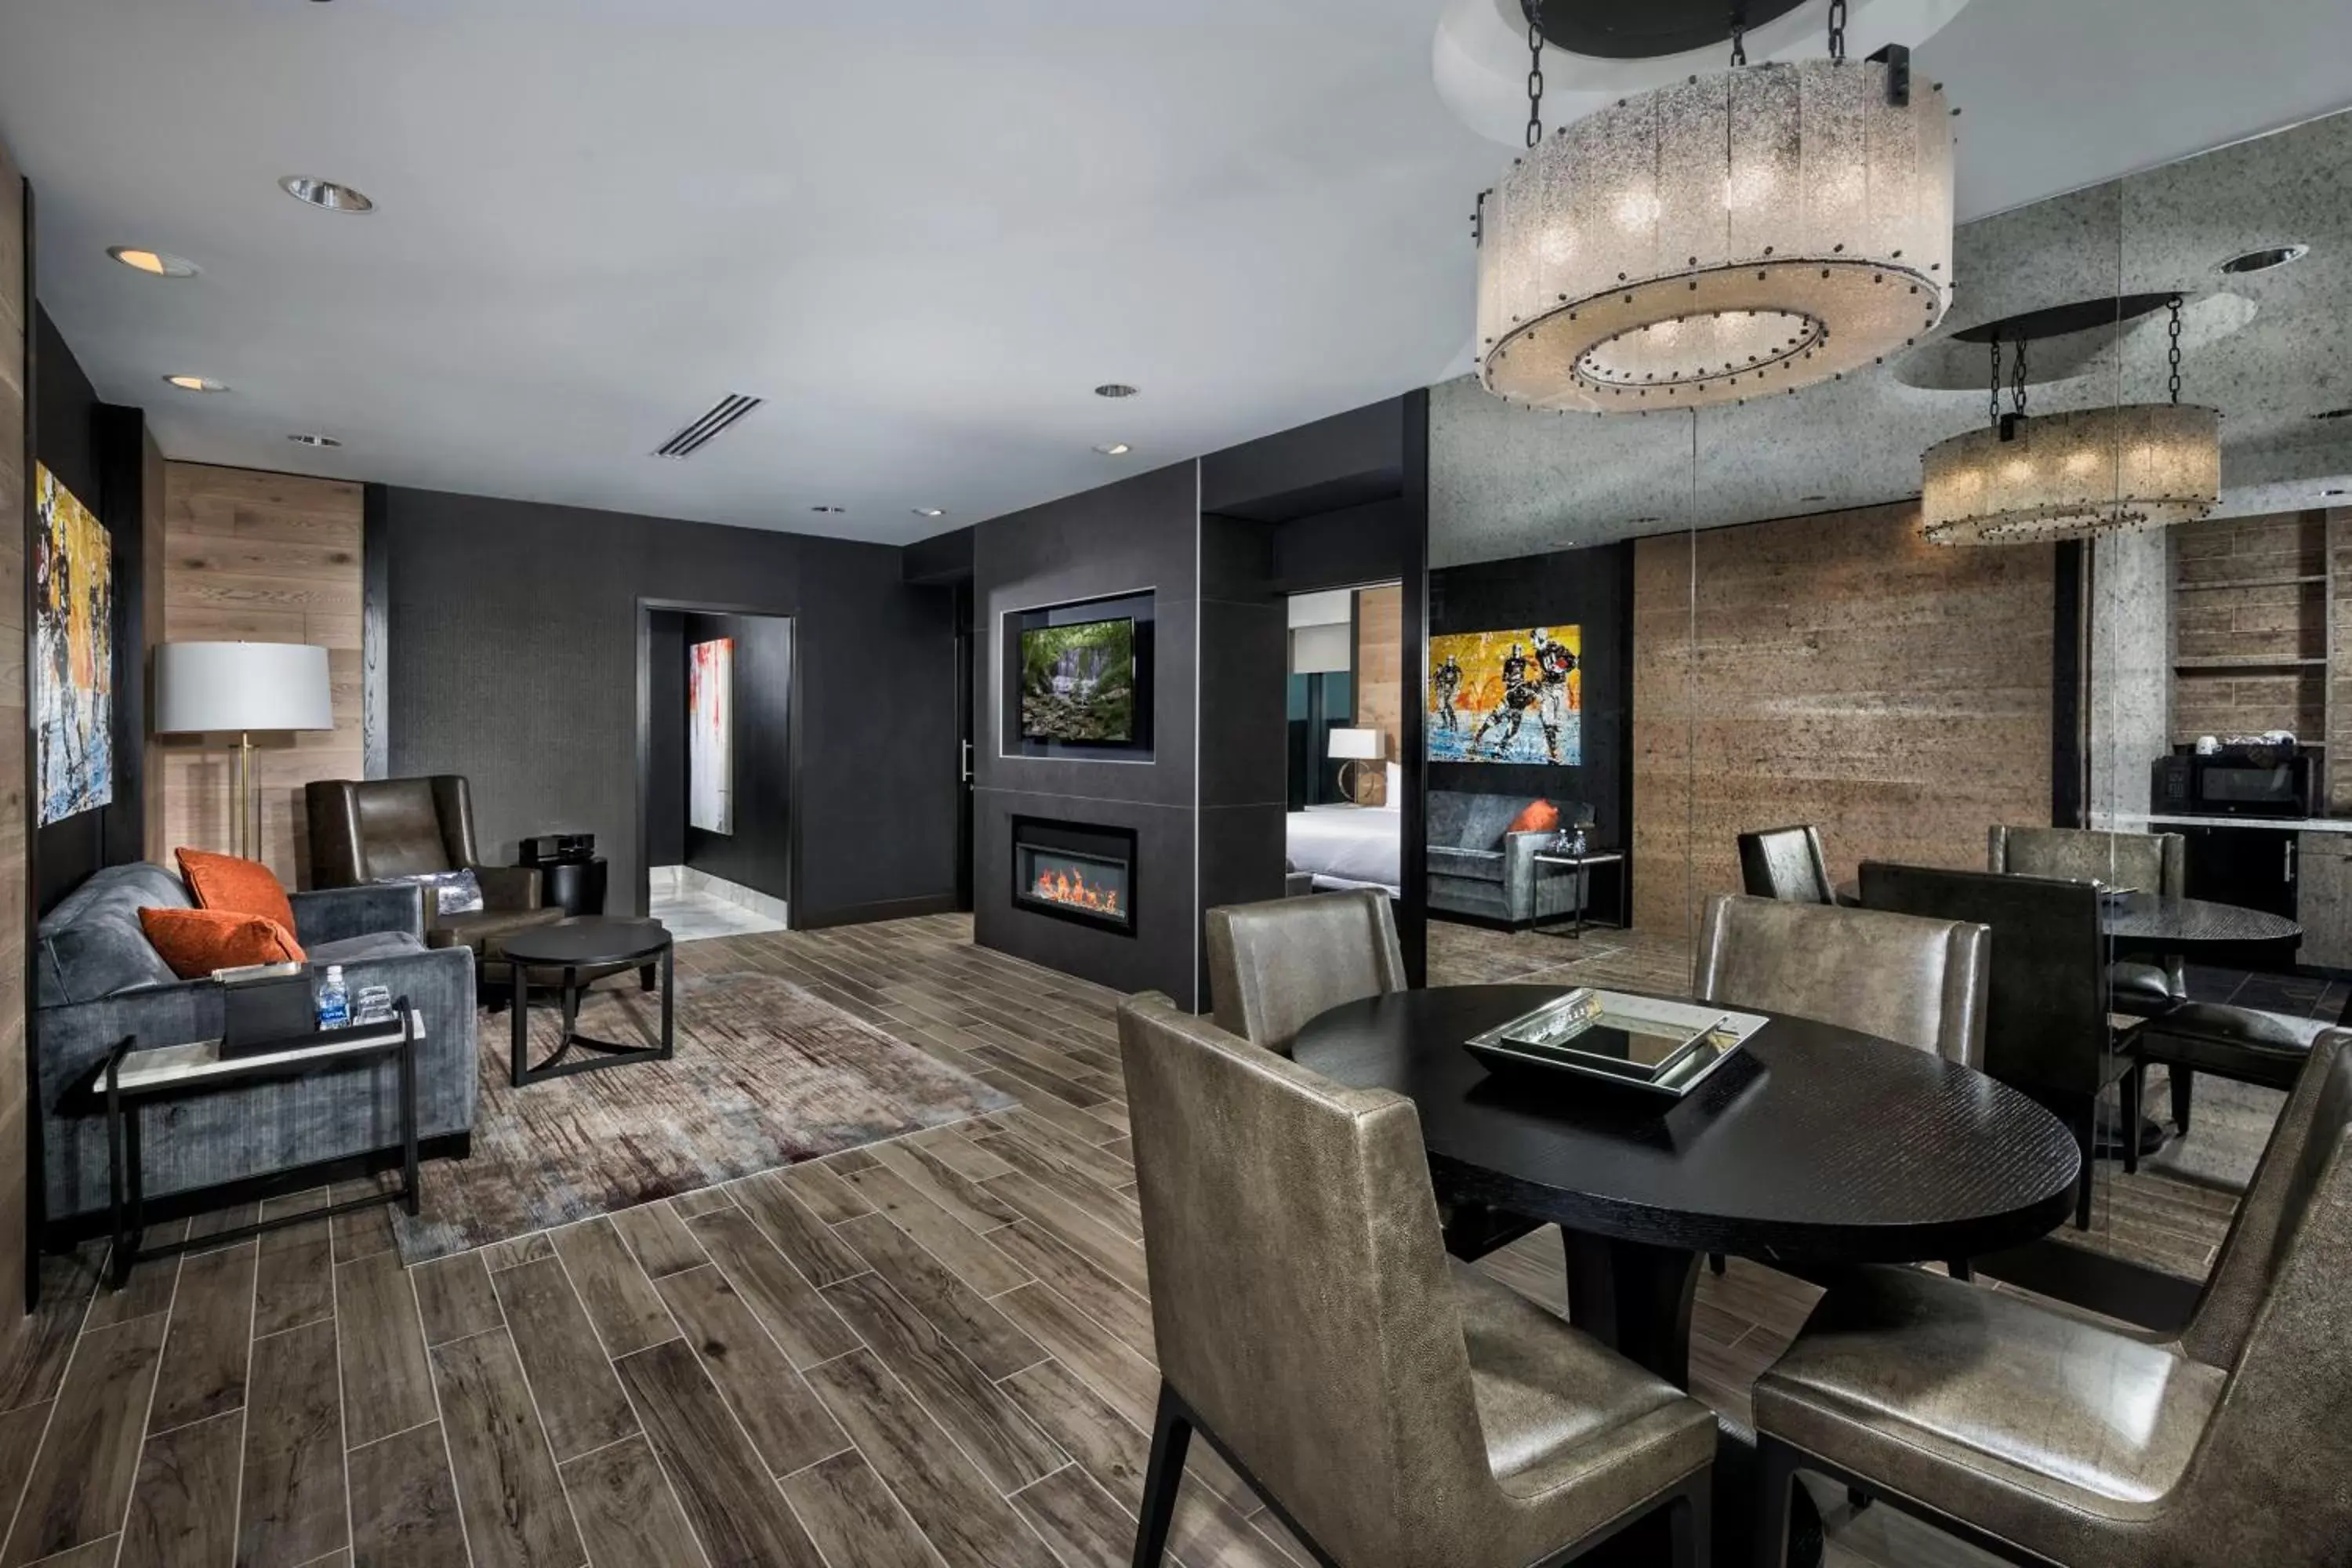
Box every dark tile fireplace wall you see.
[973,462,1221,1005]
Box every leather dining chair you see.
[1737,825,1836,905]
[1693,894,1989,1067]
[1204,889,1406,1058]
[1116,993,1719,1568]
[1860,862,2142,1225]
[1989,824,2187,1018]
[1751,1029,2352,1567]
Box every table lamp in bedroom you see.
[1328,728,1385,806]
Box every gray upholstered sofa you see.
[33,862,479,1225]
[1426,790,1596,926]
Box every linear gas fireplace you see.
[1012,816,1137,936]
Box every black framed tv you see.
[1018,615,1138,745]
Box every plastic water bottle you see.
[316,965,350,1029]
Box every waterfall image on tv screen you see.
[1020,617,1137,744]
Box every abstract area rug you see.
[391,970,1014,1262]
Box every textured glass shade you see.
[1921,405,2222,546]
[1477,57,1954,413]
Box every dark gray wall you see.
[1428,541,1634,855]
[32,307,147,911]
[681,611,792,903]
[644,611,685,868]
[384,488,956,927]
[1196,513,1288,1003]
[972,462,1204,1004]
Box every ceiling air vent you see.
[654,393,764,459]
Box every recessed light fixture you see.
[2217,243,2308,275]
[2325,488,2349,499]
[1093,383,1139,399]
[1093,442,1132,456]
[1798,494,1830,504]
[287,432,343,448]
[110,246,198,278]
[279,176,375,213]
[1628,515,1666,526]
[912,507,945,518]
[163,375,227,393]
[811,505,847,514]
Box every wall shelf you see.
[2173,573,2327,593]
[2173,657,2327,671]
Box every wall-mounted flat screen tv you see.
[1020,616,1138,745]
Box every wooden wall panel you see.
[2169,510,2332,753]
[1354,582,1403,798]
[1631,502,2056,939]
[1,134,29,1308]
[150,464,365,887]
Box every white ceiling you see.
[2,0,2349,546]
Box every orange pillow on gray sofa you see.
[1506,800,1560,835]
[139,907,307,979]
[176,847,299,935]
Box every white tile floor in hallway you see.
[648,865,789,940]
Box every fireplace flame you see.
[1033,865,1123,916]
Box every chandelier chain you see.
[2167,294,2185,405]
[1730,4,1748,66]
[1526,5,1545,148]
[1989,337,2002,430]
[2011,336,2029,419]
[1828,0,1847,61]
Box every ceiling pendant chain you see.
[2011,336,2029,419]
[2167,294,2186,405]
[1828,0,1847,61]
[1526,6,1545,147]
[1730,4,1749,67]
[1989,337,2002,430]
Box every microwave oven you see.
[2151,753,2314,818]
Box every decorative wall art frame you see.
[34,463,114,826]
[1004,591,1156,760]
[1426,625,1581,766]
[688,636,735,833]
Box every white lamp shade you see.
[154,641,334,734]
[1327,728,1385,761]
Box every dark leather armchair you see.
[1990,824,2187,1017]
[1204,889,1406,1057]
[305,777,563,969]
[1860,862,2142,1225]
[1751,1029,2352,1567]
[1693,895,1989,1067]
[1116,993,1717,1568]
[1737,825,1835,905]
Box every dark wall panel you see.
[1428,540,1633,856]
[644,610,685,868]
[681,611,791,903]
[32,307,147,909]
[385,488,956,927]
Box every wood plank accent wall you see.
[1355,581,1403,797]
[1631,501,2055,938]
[2170,510,2330,750]
[150,464,365,886]
[1,134,30,1308]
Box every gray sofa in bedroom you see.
[1427,790,1596,926]
[33,862,479,1227]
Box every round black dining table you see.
[1834,883,2303,951]
[1290,984,2083,1391]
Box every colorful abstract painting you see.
[689,637,734,834]
[34,464,114,826]
[1426,625,1581,766]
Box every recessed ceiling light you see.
[912,507,945,518]
[1629,514,1665,524]
[279,176,375,213]
[1094,383,1139,399]
[1799,494,1830,504]
[110,246,198,278]
[2325,488,2348,499]
[811,505,847,514]
[163,375,227,393]
[1093,442,1132,456]
[287,432,343,448]
[2217,243,2308,274]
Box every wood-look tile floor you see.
[0,913,2249,1568]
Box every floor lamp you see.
[154,641,335,860]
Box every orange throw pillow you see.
[140,908,307,979]
[1507,800,1560,835]
[176,847,298,935]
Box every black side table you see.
[526,856,608,918]
[98,1005,422,1289]
[502,918,674,1087]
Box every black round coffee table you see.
[1290,984,2082,1388]
[500,917,673,1087]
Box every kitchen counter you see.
[2103,814,2352,836]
